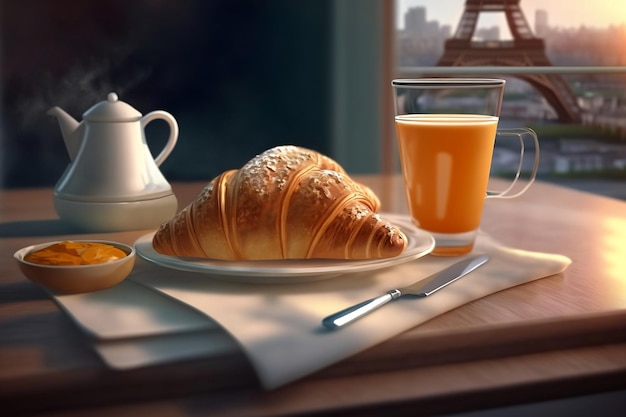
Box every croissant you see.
[153,145,407,260]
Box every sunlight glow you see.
[601,216,626,307]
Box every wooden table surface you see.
[1,176,625,416]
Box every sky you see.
[396,0,626,32]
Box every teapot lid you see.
[83,92,142,122]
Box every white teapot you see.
[49,92,178,232]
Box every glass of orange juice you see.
[392,78,539,256]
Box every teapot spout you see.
[48,106,85,161]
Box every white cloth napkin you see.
[51,280,235,369]
[129,232,571,389]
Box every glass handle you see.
[487,128,540,199]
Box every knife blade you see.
[322,254,489,330]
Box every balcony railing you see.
[396,66,626,76]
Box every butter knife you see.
[322,254,489,329]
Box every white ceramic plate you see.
[134,213,434,283]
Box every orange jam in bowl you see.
[15,240,135,294]
[24,241,128,266]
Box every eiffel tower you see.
[436,0,581,122]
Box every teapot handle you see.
[141,110,179,166]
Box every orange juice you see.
[395,114,498,234]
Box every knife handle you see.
[322,289,402,329]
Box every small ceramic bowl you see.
[14,240,136,294]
